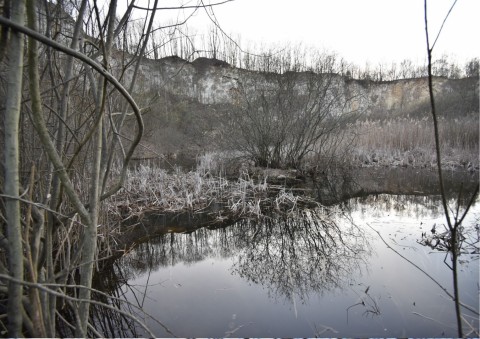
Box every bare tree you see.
[465,57,479,78]
[225,55,360,169]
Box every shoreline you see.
[101,164,478,258]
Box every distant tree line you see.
[119,22,479,80]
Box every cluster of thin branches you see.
[225,70,360,168]
[0,0,234,336]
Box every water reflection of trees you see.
[89,193,477,336]
[56,265,148,337]
[116,226,239,279]
[85,226,251,336]
[343,194,478,220]
[99,207,369,305]
[232,210,369,303]
[318,167,479,206]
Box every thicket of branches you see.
[223,60,360,168]
[0,0,234,336]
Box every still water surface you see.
[103,194,479,337]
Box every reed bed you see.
[349,115,479,169]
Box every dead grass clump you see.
[106,164,319,223]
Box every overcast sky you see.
[169,0,479,66]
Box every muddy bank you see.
[113,204,238,254]
[235,165,478,205]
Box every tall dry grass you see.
[352,115,478,151]
[349,114,479,168]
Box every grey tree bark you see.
[76,0,118,335]
[3,0,26,336]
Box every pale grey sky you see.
[198,0,478,64]
[127,0,479,66]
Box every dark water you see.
[314,167,479,205]
[95,192,479,337]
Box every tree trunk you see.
[3,0,26,336]
[76,1,117,334]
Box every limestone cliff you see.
[116,55,478,117]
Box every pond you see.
[93,191,479,337]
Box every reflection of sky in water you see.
[111,194,479,337]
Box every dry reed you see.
[349,115,479,169]
[106,160,318,224]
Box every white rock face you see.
[112,55,475,116]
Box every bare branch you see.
[431,0,458,51]
[132,0,234,11]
